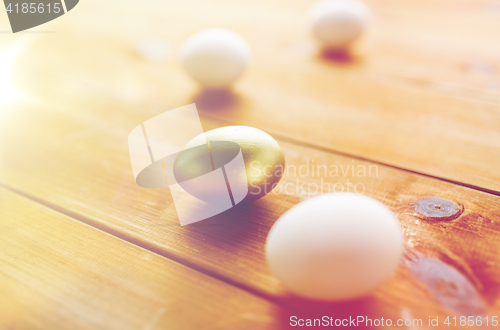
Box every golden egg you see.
[173,125,285,203]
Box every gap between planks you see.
[0,181,293,311]
[199,112,500,198]
[1,110,497,312]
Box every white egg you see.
[308,0,370,48]
[181,28,251,88]
[265,193,402,301]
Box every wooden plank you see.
[5,0,500,193]
[1,0,499,323]
[1,99,499,322]
[0,187,285,330]
[359,0,500,102]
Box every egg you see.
[173,126,285,203]
[266,193,403,301]
[307,0,370,48]
[181,29,251,88]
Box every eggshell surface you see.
[308,0,370,48]
[266,193,403,301]
[173,126,285,202]
[181,28,251,88]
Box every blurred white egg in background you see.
[181,28,251,88]
[308,0,370,48]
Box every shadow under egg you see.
[185,201,273,246]
[274,294,380,329]
[192,88,241,112]
[320,47,357,65]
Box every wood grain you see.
[0,0,499,326]
[5,0,500,193]
[1,98,499,324]
[0,187,285,330]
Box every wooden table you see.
[1,0,499,328]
